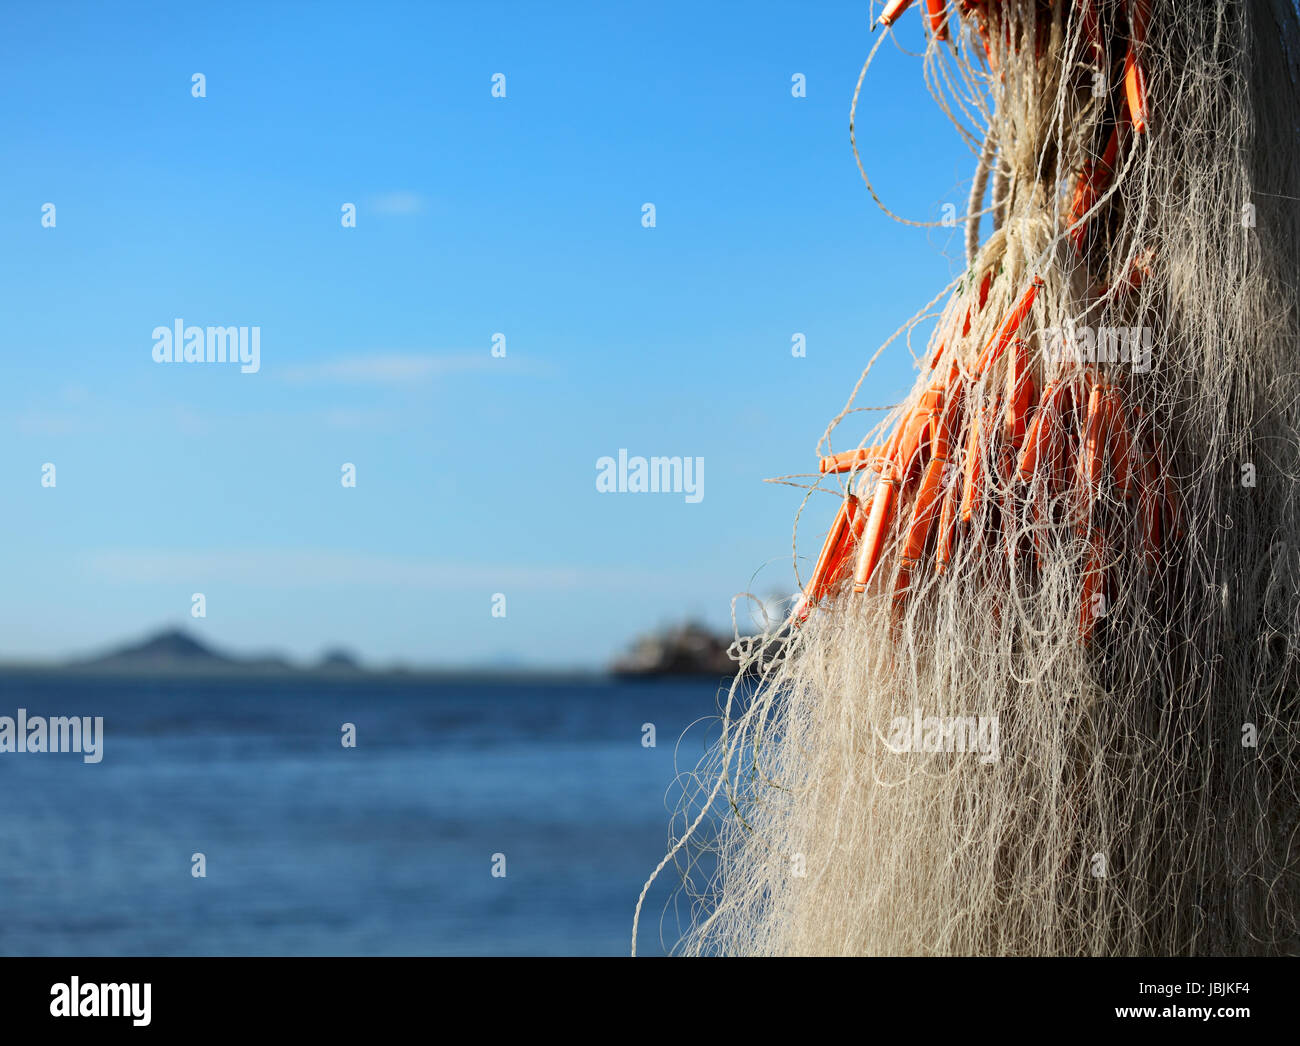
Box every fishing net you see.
[635,0,1300,956]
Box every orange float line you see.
[1067,374,1104,532]
[1047,375,1088,497]
[896,366,958,484]
[1068,125,1122,252]
[794,493,857,622]
[819,445,888,474]
[958,403,987,524]
[894,404,934,484]
[935,479,961,574]
[795,506,847,621]
[895,461,944,599]
[1045,406,1070,494]
[1124,46,1148,133]
[1077,378,1110,497]
[984,36,996,73]
[1079,533,1109,641]
[975,276,1044,377]
[1003,335,1036,447]
[930,286,976,370]
[1107,392,1136,498]
[896,377,965,599]
[999,445,1023,562]
[1098,245,1157,298]
[1017,375,1068,482]
[857,365,966,597]
[819,494,861,590]
[1125,245,1156,292]
[852,463,901,593]
[851,470,876,543]
[927,339,947,372]
[934,362,964,438]
[952,273,990,347]
[925,0,948,40]
[854,363,966,597]
[875,0,917,30]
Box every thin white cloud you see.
[280,353,497,384]
[321,407,397,430]
[13,410,91,436]
[170,404,211,435]
[366,191,427,215]
[83,548,686,592]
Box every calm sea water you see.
[0,672,725,956]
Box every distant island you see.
[612,621,740,678]
[0,623,748,680]
[65,628,364,676]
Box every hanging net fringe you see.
[635,0,1300,956]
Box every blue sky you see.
[0,1,975,668]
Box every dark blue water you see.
[0,672,724,956]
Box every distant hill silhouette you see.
[98,629,223,662]
[5,624,699,680]
[612,621,738,678]
[316,647,362,671]
[77,628,292,673]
